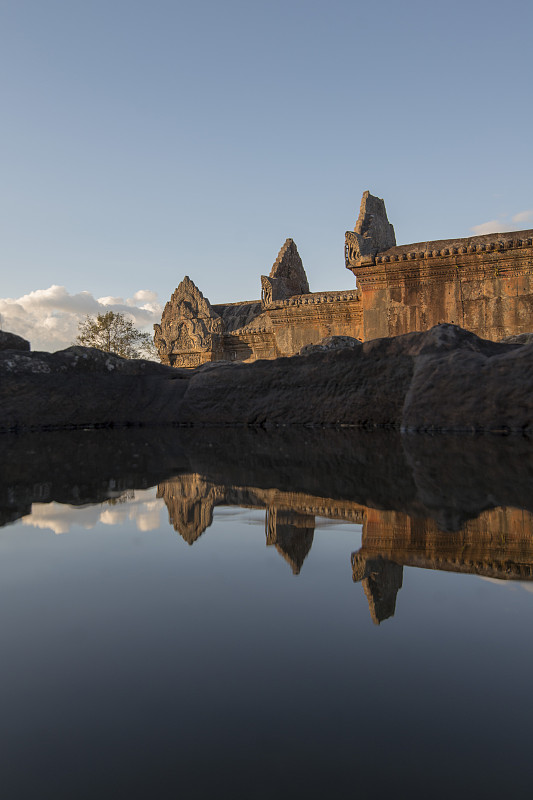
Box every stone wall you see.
[345,195,533,342]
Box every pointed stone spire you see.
[261,239,309,306]
[345,191,396,270]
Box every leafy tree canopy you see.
[76,311,156,359]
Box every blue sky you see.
[1,0,532,349]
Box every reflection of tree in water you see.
[105,490,135,506]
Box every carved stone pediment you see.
[154,276,223,366]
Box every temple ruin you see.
[154,192,533,366]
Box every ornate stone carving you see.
[153,276,223,367]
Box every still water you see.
[1,428,533,799]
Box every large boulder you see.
[500,332,533,345]
[1,323,532,433]
[0,331,30,352]
[177,323,524,431]
[0,344,188,432]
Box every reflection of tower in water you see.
[157,476,318,574]
[351,554,403,625]
[157,476,533,626]
[265,506,315,575]
[352,506,533,625]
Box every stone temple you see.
[154,192,533,367]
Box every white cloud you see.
[512,210,533,225]
[471,210,533,236]
[0,284,162,352]
[471,219,504,236]
[21,488,163,535]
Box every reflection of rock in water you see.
[265,507,315,575]
[351,555,403,625]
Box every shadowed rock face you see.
[2,323,533,434]
[0,332,30,352]
[176,324,531,433]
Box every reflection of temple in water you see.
[157,475,533,620]
[157,475,364,574]
[352,507,533,624]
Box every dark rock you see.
[499,332,533,345]
[0,343,187,432]
[178,323,522,429]
[0,331,30,352]
[298,335,362,355]
[1,324,533,434]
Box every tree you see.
[76,311,157,359]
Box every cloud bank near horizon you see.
[0,285,162,352]
[471,209,533,236]
[21,488,163,535]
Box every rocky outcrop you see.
[0,344,189,432]
[176,323,528,432]
[0,331,30,352]
[2,323,533,434]
[298,335,362,355]
[500,332,533,345]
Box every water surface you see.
[1,428,532,799]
